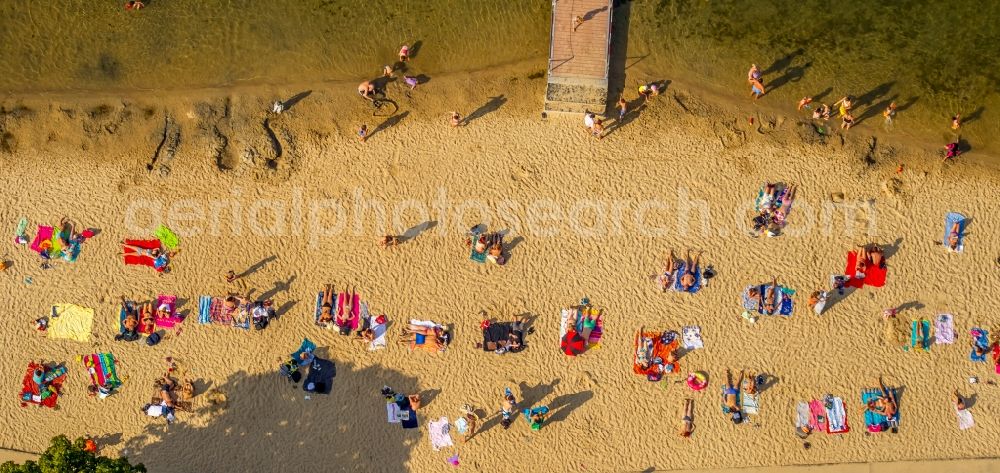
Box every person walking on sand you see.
[834,96,853,117]
[399,44,410,62]
[449,112,462,127]
[573,15,585,31]
[951,113,961,130]
[883,102,897,126]
[617,96,628,121]
[750,78,765,101]
[841,112,856,131]
[358,124,368,143]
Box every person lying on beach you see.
[947,220,963,251]
[403,76,418,90]
[953,390,968,411]
[140,303,156,333]
[724,369,743,414]
[157,376,178,408]
[743,372,759,395]
[865,376,898,419]
[638,83,659,103]
[378,235,400,248]
[771,184,797,226]
[679,398,695,437]
[501,389,517,429]
[657,249,679,292]
[746,286,761,307]
[859,243,886,270]
[797,97,813,111]
[679,250,702,291]
[763,276,779,314]
[399,44,410,62]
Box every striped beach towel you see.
[82,353,122,390]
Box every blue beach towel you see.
[721,385,741,414]
[862,388,899,432]
[944,212,967,252]
[970,328,990,362]
[198,296,211,324]
[673,262,703,293]
[470,247,487,263]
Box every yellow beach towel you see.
[48,304,95,342]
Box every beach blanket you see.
[387,402,402,423]
[808,400,828,432]
[82,353,122,391]
[632,331,679,377]
[336,291,361,332]
[154,294,183,328]
[15,217,28,241]
[795,402,812,429]
[302,357,334,395]
[844,251,887,288]
[908,319,932,352]
[154,225,180,250]
[721,385,740,415]
[970,328,990,362]
[29,225,55,255]
[825,396,850,434]
[742,284,795,316]
[754,183,784,212]
[291,338,317,361]
[122,239,165,271]
[558,306,604,347]
[862,388,899,432]
[117,302,143,340]
[742,392,760,415]
[20,363,66,408]
[429,417,454,451]
[935,314,955,344]
[956,406,975,430]
[944,212,967,253]
[48,303,94,342]
[672,262,704,293]
[682,326,704,350]
[364,305,387,351]
[198,296,248,329]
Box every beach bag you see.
[145,332,161,346]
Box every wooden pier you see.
[544,0,613,115]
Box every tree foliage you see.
[1,435,145,473]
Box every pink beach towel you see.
[154,294,183,328]
[30,226,54,254]
[808,400,828,432]
[336,292,361,330]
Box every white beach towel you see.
[559,308,574,339]
[935,314,956,344]
[409,319,441,329]
[428,417,454,451]
[742,392,760,415]
[795,401,811,428]
[387,402,401,423]
[826,397,848,432]
[681,326,704,350]
[956,407,975,430]
[364,303,387,351]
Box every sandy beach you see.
[2,46,1000,473]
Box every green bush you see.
[1,435,145,473]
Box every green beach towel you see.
[155,225,179,250]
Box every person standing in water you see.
[750,78,765,101]
[797,97,813,111]
[834,96,853,117]
[398,45,410,62]
[951,114,961,130]
[883,102,897,126]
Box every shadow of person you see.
[856,81,895,108]
[962,105,986,125]
[464,95,507,125]
[368,111,410,140]
[768,62,811,93]
[856,93,899,125]
[763,49,804,75]
[281,90,312,111]
[238,255,278,279]
[259,274,297,301]
[582,5,608,20]
[401,220,438,243]
[121,362,423,472]
[547,390,594,424]
[409,40,423,59]
[518,379,560,408]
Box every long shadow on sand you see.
[122,361,422,472]
[463,95,507,125]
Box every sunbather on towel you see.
[319,285,334,324]
[763,276,779,314]
[679,398,695,437]
[724,369,743,414]
[140,302,156,333]
[865,376,897,419]
[857,243,886,272]
[750,210,770,237]
[743,372,759,395]
[947,220,963,251]
[580,309,598,342]
[156,376,178,408]
[122,297,139,332]
[500,388,517,429]
[679,250,702,291]
[657,249,679,291]
[953,390,968,411]
[771,184,797,226]
[759,182,777,211]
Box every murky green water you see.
[1,0,997,154]
[0,0,549,92]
